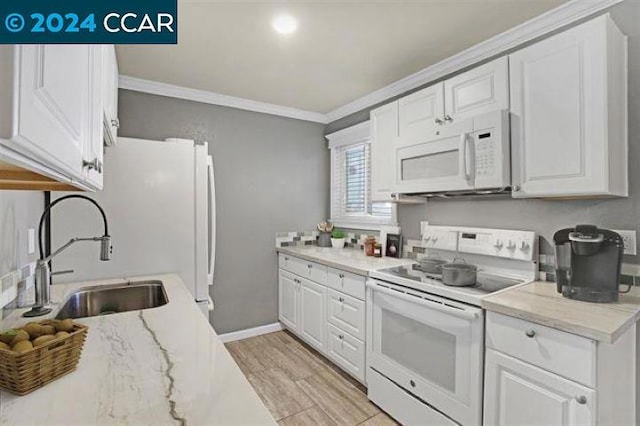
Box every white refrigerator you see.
[52,137,215,318]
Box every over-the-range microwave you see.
[394,110,510,195]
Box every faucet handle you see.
[50,269,74,276]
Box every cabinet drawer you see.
[326,323,365,382]
[368,368,456,426]
[327,289,366,340]
[279,254,327,285]
[327,267,365,300]
[486,312,596,387]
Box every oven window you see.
[381,309,456,392]
[401,149,459,181]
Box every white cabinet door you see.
[84,47,104,190]
[299,277,327,351]
[102,45,119,146]
[509,15,627,198]
[10,45,99,182]
[443,57,508,124]
[278,270,299,331]
[398,83,445,147]
[370,101,398,201]
[484,349,595,426]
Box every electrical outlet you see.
[613,230,637,255]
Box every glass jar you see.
[364,237,376,256]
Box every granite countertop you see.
[275,246,414,276]
[481,280,640,343]
[0,274,275,426]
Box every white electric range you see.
[366,226,538,426]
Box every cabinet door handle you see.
[513,185,521,192]
[110,118,120,129]
[83,158,103,173]
[338,334,344,340]
[434,117,444,126]
[284,256,289,261]
[307,264,312,269]
[410,380,416,388]
[575,395,587,405]
[525,329,536,338]
[339,274,345,279]
[339,297,344,302]
[444,115,453,123]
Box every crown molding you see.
[325,0,624,123]
[118,75,328,124]
[119,0,623,127]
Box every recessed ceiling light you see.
[272,14,297,35]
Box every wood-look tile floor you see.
[225,330,398,426]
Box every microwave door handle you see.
[367,281,479,321]
[461,132,472,181]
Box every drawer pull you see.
[339,297,344,302]
[410,380,416,388]
[339,274,345,279]
[338,334,344,340]
[284,257,289,261]
[575,395,587,405]
[525,329,536,338]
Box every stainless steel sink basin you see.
[55,281,169,319]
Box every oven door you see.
[366,279,484,426]
[394,119,475,194]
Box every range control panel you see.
[422,226,537,261]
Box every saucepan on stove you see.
[441,258,477,287]
[419,254,447,275]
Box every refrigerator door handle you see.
[207,155,216,286]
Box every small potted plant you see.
[331,229,346,248]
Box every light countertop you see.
[0,274,276,426]
[481,280,640,343]
[275,246,414,276]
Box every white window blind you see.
[331,141,395,228]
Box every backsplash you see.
[0,191,42,325]
[275,229,380,249]
[403,237,640,285]
[275,231,319,247]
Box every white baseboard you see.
[218,322,284,343]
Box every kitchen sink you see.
[55,281,169,320]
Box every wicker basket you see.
[0,323,88,395]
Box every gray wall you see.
[0,191,43,324]
[327,1,640,262]
[117,90,329,333]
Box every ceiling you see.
[117,0,569,114]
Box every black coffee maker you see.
[553,225,628,303]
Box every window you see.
[328,123,396,230]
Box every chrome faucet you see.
[23,195,112,317]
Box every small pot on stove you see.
[441,258,477,287]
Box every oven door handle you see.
[368,281,479,321]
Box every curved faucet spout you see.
[23,195,112,318]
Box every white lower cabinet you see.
[326,323,366,382]
[484,349,595,426]
[278,270,299,331]
[485,312,637,426]
[279,254,366,383]
[299,278,327,352]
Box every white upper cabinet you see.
[102,45,119,147]
[444,56,509,123]
[395,57,508,148]
[509,15,628,198]
[397,83,444,147]
[370,102,398,201]
[0,44,113,191]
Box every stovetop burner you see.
[381,263,524,294]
